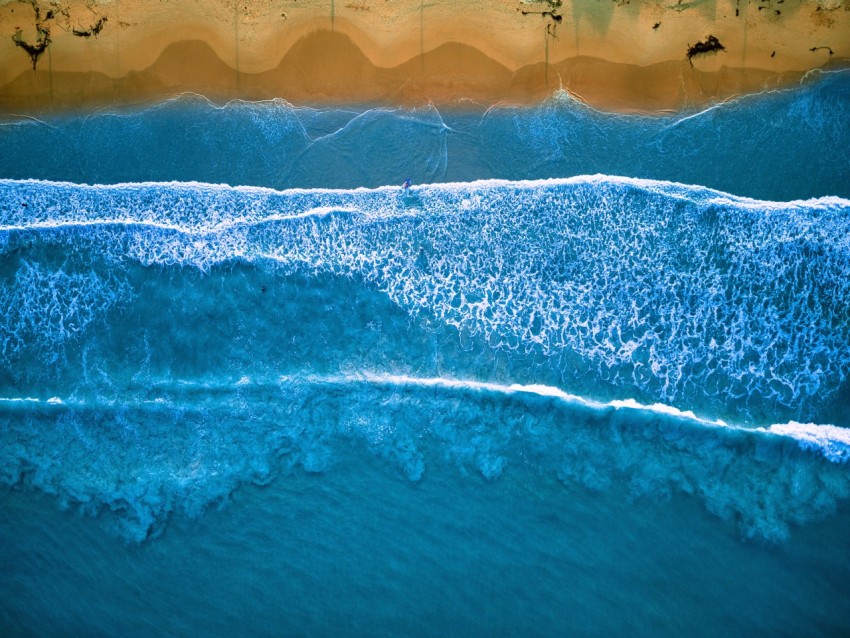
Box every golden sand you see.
[1,0,848,113]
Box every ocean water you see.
[1,71,850,636]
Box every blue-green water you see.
[1,71,850,636]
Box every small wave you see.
[8,369,849,462]
[7,370,848,463]
[288,373,849,463]
[765,422,850,463]
[479,71,850,200]
[1,371,848,543]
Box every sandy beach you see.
[1,0,848,113]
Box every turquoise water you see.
[1,71,850,635]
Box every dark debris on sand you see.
[10,0,108,70]
[520,0,563,24]
[72,16,108,38]
[686,35,726,66]
[11,0,51,70]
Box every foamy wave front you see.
[286,373,850,464]
[1,371,848,543]
[2,176,848,424]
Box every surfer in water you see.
[402,177,412,190]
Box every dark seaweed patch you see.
[686,35,726,66]
[520,9,563,22]
[520,0,563,24]
[10,0,53,70]
[12,26,50,71]
[9,1,109,69]
[72,16,107,38]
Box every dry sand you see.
[0,0,848,113]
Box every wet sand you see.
[0,0,848,113]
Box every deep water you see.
[1,70,850,636]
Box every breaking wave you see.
[2,176,848,424]
[1,372,848,543]
[1,174,849,542]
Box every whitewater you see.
[1,70,849,637]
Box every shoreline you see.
[1,0,849,114]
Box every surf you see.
[2,175,849,426]
[2,370,848,543]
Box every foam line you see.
[3,174,848,207]
[283,373,849,462]
[8,372,843,462]
[2,370,848,543]
[288,373,728,425]
[0,206,364,234]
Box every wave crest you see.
[1,373,847,543]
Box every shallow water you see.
[1,70,849,200]
[1,71,849,636]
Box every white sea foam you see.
[281,372,847,462]
[2,369,847,543]
[0,260,131,365]
[15,370,846,463]
[765,422,850,463]
[2,176,849,423]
